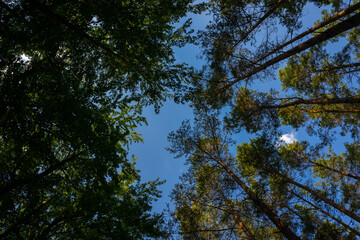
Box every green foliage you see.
[0,0,193,238]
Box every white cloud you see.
[279,132,297,144]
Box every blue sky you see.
[130,10,210,213]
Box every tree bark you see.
[215,159,300,239]
[311,62,360,73]
[298,154,360,182]
[305,109,360,114]
[190,137,300,239]
[253,2,360,65]
[268,192,339,239]
[285,200,337,239]
[226,11,360,88]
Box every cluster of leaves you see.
[169,0,360,239]
[0,0,194,238]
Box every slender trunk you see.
[185,227,243,234]
[215,159,300,239]
[290,190,360,237]
[226,12,360,88]
[227,0,285,55]
[269,193,338,240]
[212,179,256,240]
[257,96,360,110]
[265,164,360,224]
[253,2,360,65]
[289,204,337,239]
[189,138,300,239]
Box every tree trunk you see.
[214,159,300,240]
[254,2,360,65]
[190,134,299,239]
[258,96,360,110]
[269,192,339,240]
[266,164,360,224]
[290,190,360,237]
[298,154,360,182]
[311,62,360,73]
[226,11,360,88]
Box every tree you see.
[0,0,192,238]
[169,114,360,239]
[168,114,300,239]
[236,137,360,238]
[195,0,360,109]
[169,0,360,239]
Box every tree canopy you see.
[0,0,193,238]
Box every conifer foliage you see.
[170,0,360,239]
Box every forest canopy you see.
[1,0,360,239]
[169,0,360,239]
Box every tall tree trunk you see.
[290,190,360,237]
[226,12,360,88]
[257,96,360,110]
[269,192,339,240]
[214,159,300,239]
[305,109,360,114]
[254,2,360,65]
[311,62,360,73]
[189,129,300,239]
[265,164,360,224]
[298,154,360,182]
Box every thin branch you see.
[226,0,285,56]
